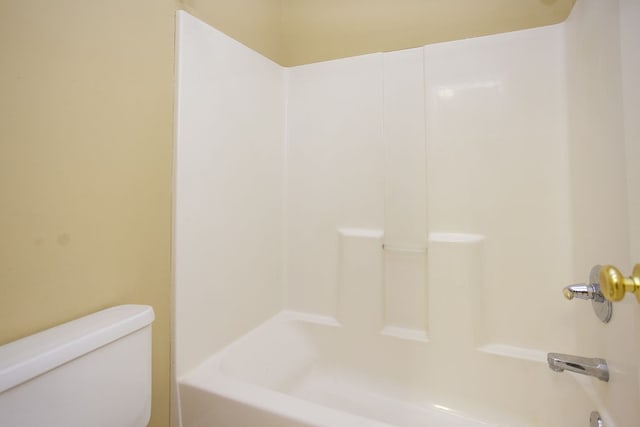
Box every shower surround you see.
[174,0,638,425]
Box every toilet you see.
[0,305,154,427]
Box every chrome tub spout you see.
[547,353,609,382]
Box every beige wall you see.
[180,0,576,67]
[0,1,175,426]
[279,0,576,66]
[177,0,282,64]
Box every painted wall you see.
[178,0,576,67]
[279,0,576,66]
[174,11,284,378]
[0,1,175,426]
[177,0,282,64]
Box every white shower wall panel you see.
[382,49,429,335]
[565,0,630,276]
[175,1,634,388]
[382,48,428,249]
[174,11,285,377]
[423,25,574,352]
[175,2,640,425]
[284,26,576,355]
[285,54,385,316]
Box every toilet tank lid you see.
[0,304,154,394]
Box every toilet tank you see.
[0,305,154,427]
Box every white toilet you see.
[0,305,154,427]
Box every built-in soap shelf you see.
[380,326,429,342]
[336,228,493,344]
[382,244,427,254]
[383,241,429,340]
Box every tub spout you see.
[547,353,609,382]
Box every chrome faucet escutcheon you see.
[562,265,613,323]
[547,353,609,382]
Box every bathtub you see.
[179,311,594,427]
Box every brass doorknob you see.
[599,264,640,303]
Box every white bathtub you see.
[179,311,595,427]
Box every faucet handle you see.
[563,284,598,301]
[563,265,612,323]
